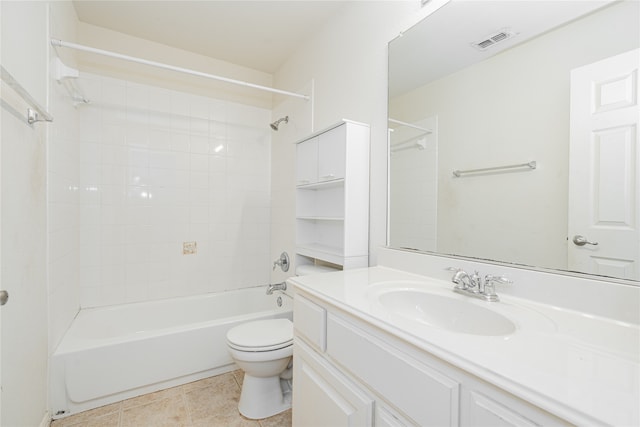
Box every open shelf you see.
[296,178,345,190]
[297,216,344,221]
[296,243,345,265]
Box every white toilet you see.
[226,317,293,419]
[226,263,339,419]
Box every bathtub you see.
[50,286,293,418]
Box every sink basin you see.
[375,289,516,336]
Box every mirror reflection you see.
[388,0,639,281]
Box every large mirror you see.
[388,0,640,282]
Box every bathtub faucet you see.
[266,282,287,295]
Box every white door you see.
[568,48,640,280]
[0,78,3,425]
[1,99,49,426]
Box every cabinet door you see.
[296,137,318,185]
[465,391,539,427]
[318,125,346,182]
[293,339,374,427]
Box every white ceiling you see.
[72,1,348,74]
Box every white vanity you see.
[287,249,640,426]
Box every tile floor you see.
[50,370,291,427]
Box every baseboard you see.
[39,411,51,427]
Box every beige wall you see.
[269,1,448,281]
[389,1,640,270]
[1,1,49,425]
[75,22,274,109]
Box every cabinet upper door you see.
[296,137,319,186]
[318,125,346,183]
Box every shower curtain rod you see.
[50,39,310,101]
[388,118,432,133]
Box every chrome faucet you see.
[266,282,287,295]
[447,267,512,302]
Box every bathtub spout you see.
[266,282,287,295]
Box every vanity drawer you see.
[293,294,327,351]
[326,314,460,427]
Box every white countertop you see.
[289,266,640,426]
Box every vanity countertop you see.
[288,266,640,426]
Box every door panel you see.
[568,48,640,280]
[318,125,346,182]
[1,100,49,426]
[296,137,319,185]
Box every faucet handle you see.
[470,271,482,288]
[272,252,290,272]
[485,275,512,286]
[484,275,512,296]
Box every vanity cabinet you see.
[293,339,374,426]
[295,120,369,269]
[292,292,571,427]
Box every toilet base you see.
[238,374,291,419]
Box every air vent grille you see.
[472,28,516,51]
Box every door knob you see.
[0,290,8,306]
[572,235,598,246]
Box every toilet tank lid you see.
[227,318,293,348]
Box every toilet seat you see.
[227,318,293,352]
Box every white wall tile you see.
[74,73,272,307]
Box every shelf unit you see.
[295,120,370,269]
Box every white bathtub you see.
[50,287,293,418]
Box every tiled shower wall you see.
[389,117,437,252]
[77,73,272,307]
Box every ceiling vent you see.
[471,28,517,51]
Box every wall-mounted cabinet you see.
[295,120,369,269]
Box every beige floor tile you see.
[121,384,183,410]
[184,377,241,423]
[48,372,291,427]
[191,412,260,427]
[120,396,190,427]
[182,371,239,393]
[51,410,121,427]
[51,402,122,427]
[232,369,244,388]
[84,411,121,427]
[259,409,292,427]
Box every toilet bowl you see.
[226,318,293,419]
